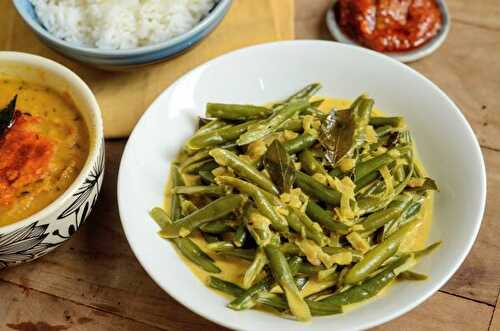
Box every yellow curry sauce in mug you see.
[0,79,90,227]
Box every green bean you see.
[172,238,221,273]
[208,276,245,297]
[344,219,419,284]
[297,262,325,275]
[174,185,226,196]
[180,149,211,170]
[305,200,350,234]
[295,171,341,206]
[257,292,342,316]
[310,99,324,108]
[328,167,343,178]
[209,277,341,316]
[359,193,413,232]
[369,116,404,127]
[287,208,328,246]
[218,248,256,261]
[300,150,328,176]
[199,219,235,234]
[207,241,234,251]
[202,232,219,244]
[182,158,213,174]
[243,206,274,246]
[243,248,268,288]
[284,133,317,154]
[228,276,274,310]
[233,223,248,247]
[159,194,245,238]
[303,106,325,118]
[186,120,257,151]
[150,207,171,228]
[383,198,423,238]
[198,170,215,184]
[413,241,442,259]
[280,242,303,256]
[264,244,311,321]
[357,163,414,214]
[165,168,222,270]
[354,171,379,193]
[149,207,220,273]
[216,176,288,233]
[170,164,185,221]
[321,254,410,305]
[287,255,303,275]
[280,118,304,132]
[283,83,322,103]
[206,103,272,121]
[375,125,394,137]
[237,100,309,145]
[397,270,428,281]
[394,164,406,182]
[196,119,228,135]
[354,151,397,182]
[323,247,363,262]
[210,148,279,194]
[198,160,219,173]
[293,208,330,246]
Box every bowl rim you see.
[117,40,486,330]
[12,0,233,58]
[0,51,104,233]
[325,0,451,63]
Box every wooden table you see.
[2,1,499,330]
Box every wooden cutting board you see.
[0,0,295,138]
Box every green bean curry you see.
[149,83,439,322]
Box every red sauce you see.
[335,0,442,52]
[0,114,54,206]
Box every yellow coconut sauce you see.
[0,79,90,226]
[164,97,433,311]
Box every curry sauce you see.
[0,79,90,226]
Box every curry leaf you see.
[263,140,296,193]
[319,95,373,166]
[0,95,18,137]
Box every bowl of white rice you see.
[13,0,232,70]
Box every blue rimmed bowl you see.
[13,0,232,70]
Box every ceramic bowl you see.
[0,52,104,270]
[12,0,232,70]
[118,41,486,330]
[326,0,451,63]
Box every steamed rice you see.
[30,0,216,50]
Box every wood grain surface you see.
[1,0,499,330]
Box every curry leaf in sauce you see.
[263,140,295,193]
[319,95,373,166]
[0,95,17,137]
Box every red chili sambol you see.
[335,0,443,52]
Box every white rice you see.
[30,0,216,50]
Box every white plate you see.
[326,0,450,63]
[118,41,486,331]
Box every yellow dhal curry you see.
[0,79,90,227]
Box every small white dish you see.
[118,40,485,330]
[326,0,450,63]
